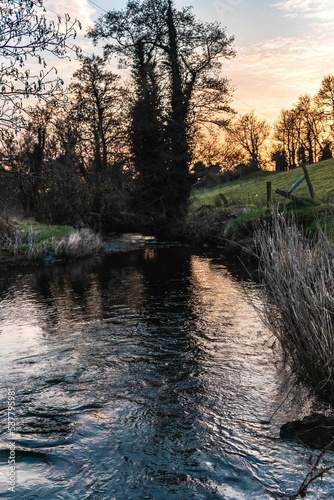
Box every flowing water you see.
[0,235,333,499]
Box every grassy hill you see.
[190,159,334,209]
[181,159,334,247]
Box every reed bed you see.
[255,214,334,403]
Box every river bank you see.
[0,217,105,270]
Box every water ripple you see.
[0,246,333,498]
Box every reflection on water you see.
[0,242,333,499]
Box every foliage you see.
[173,205,250,246]
[0,219,104,266]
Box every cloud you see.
[223,30,334,122]
[273,0,334,20]
[47,0,96,31]
[219,0,334,123]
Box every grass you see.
[0,218,104,267]
[187,159,334,245]
[52,228,105,259]
[190,159,334,209]
[255,214,334,404]
[13,219,73,241]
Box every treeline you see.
[1,0,333,234]
[194,76,334,179]
[196,75,334,177]
[272,77,334,170]
[0,0,235,233]
[0,56,132,229]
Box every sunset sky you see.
[47,0,334,124]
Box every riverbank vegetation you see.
[255,215,334,404]
[177,159,334,255]
[0,217,104,268]
[184,160,334,408]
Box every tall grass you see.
[255,214,334,403]
[52,228,104,259]
[0,225,104,265]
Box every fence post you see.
[267,181,272,207]
[301,164,315,199]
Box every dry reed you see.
[0,226,104,263]
[52,228,104,259]
[255,214,334,402]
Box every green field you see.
[190,159,334,209]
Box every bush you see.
[255,214,334,403]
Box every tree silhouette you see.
[228,111,270,170]
[89,0,235,228]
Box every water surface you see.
[0,237,333,499]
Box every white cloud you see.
[223,28,334,122]
[47,0,96,31]
[273,0,334,20]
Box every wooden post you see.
[266,181,272,207]
[219,193,229,207]
[301,164,315,199]
[275,188,312,205]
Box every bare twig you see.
[289,440,334,499]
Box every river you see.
[0,235,333,499]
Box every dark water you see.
[0,235,333,499]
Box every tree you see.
[272,149,288,172]
[69,56,129,175]
[274,95,327,168]
[294,94,325,165]
[228,111,270,170]
[316,75,334,135]
[273,108,299,169]
[0,0,80,126]
[1,104,54,217]
[89,0,235,225]
[68,55,131,221]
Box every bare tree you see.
[0,0,81,126]
[228,111,270,170]
[294,94,325,165]
[274,94,327,168]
